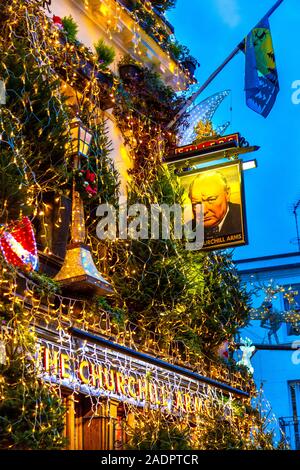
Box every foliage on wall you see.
[0,0,278,450]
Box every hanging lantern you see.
[55,119,112,297]
[68,117,93,159]
[0,217,38,271]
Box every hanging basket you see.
[118,63,143,83]
[120,0,137,11]
[96,71,114,88]
[181,59,199,78]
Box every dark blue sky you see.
[169,0,300,260]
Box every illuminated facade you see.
[47,0,193,197]
[0,0,261,451]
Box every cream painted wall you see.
[49,0,133,198]
[48,0,190,198]
[104,114,133,197]
[48,0,125,72]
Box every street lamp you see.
[242,159,257,171]
[69,117,93,159]
[54,117,112,296]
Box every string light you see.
[0,217,38,271]
[179,90,231,146]
[0,0,281,451]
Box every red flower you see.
[85,170,96,183]
[53,15,63,26]
[85,185,97,196]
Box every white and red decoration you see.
[0,217,38,271]
[217,341,229,361]
[52,15,63,30]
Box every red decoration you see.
[52,15,63,29]
[76,169,98,200]
[0,217,38,271]
[217,341,229,360]
[85,170,96,184]
[173,133,240,157]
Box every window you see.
[280,382,300,450]
[289,381,300,449]
[283,284,300,336]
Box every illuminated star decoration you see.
[0,217,38,271]
[178,90,231,146]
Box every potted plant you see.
[181,55,200,78]
[94,38,115,70]
[75,41,112,86]
[118,54,143,83]
[167,39,185,62]
[120,0,138,11]
[61,15,79,43]
[150,0,176,13]
[169,43,200,78]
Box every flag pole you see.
[167,0,284,130]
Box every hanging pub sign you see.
[164,132,259,169]
[180,160,247,251]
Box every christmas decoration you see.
[54,118,112,296]
[94,38,115,69]
[0,0,278,451]
[0,217,38,271]
[250,282,300,330]
[216,341,230,361]
[178,90,231,146]
[61,15,78,43]
[75,169,98,200]
[194,119,217,142]
[237,338,256,375]
[52,15,63,30]
[0,298,66,450]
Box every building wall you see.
[48,0,190,198]
[49,0,133,198]
[236,253,300,448]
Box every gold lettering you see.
[175,391,185,412]
[115,372,126,395]
[44,348,59,376]
[184,393,192,413]
[226,233,242,241]
[60,353,70,379]
[204,237,226,245]
[161,386,171,407]
[149,383,160,405]
[90,363,103,389]
[103,368,115,392]
[78,360,90,385]
[194,396,203,413]
[137,379,149,401]
[127,376,137,399]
